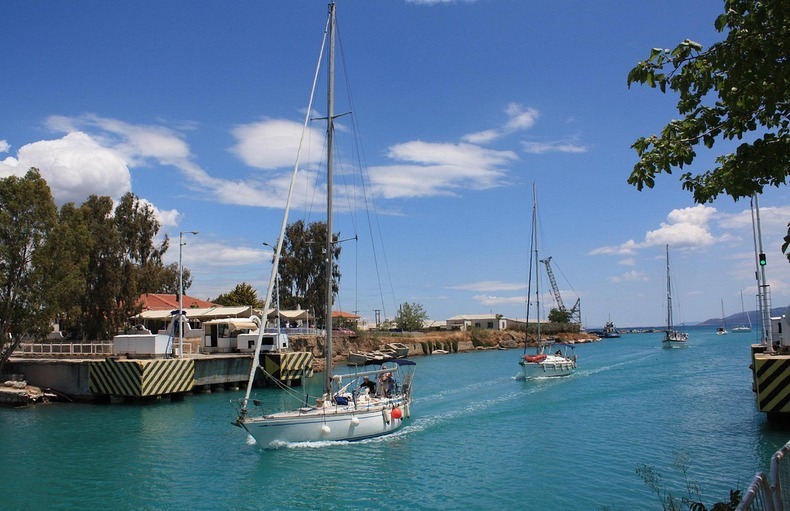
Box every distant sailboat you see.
[716,299,728,335]
[732,290,752,333]
[662,245,688,348]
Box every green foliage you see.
[213,282,262,308]
[394,302,429,332]
[627,0,789,207]
[636,453,741,511]
[0,170,179,346]
[276,220,341,328]
[548,307,572,323]
[0,169,57,370]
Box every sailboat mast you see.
[533,185,541,348]
[666,244,672,334]
[323,2,336,394]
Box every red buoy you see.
[391,407,403,420]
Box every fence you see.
[14,341,196,357]
[738,441,790,511]
[15,342,114,356]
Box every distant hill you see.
[698,306,789,326]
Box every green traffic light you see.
[759,253,766,266]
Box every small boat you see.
[732,290,752,333]
[602,317,621,338]
[662,245,688,348]
[716,299,728,335]
[519,184,577,378]
[385,342,410,358]
[234,3,415,449]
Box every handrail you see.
[771,441,790,511]
[738,472,776,511]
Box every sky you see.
[1,0,788,329]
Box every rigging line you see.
[241,14,329,414]
[336,19,396,320]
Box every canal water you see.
[1,327,788,510]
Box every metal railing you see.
[15,342,114,356]
[738,441,790,511]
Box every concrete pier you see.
[6,351,313,403]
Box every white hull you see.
[520,354,576,378]
[240,397,409,448]
[662,331,688,348]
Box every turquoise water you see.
[2,327,789,510]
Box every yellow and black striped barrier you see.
[263,351,314,382]
[753,351,790,414]
[89,358,194,397]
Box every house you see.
[445,314,531,331]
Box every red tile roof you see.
[138,293,219,311]
[332,310,360,319]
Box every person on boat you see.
[380,372,395,396]
[555,349,563,356]
[360,376,376,395]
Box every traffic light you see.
[759,253,766,266]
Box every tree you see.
[213,282,262,308]
[394,302,429,332]
[627,0,789,256]
[0,169,58,371]
[277,220,341,327]
[548,307,572,324]
[37,202,91,340]
[114,193,170,294]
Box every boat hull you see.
[239,398,409,448]
[519,355,576,379]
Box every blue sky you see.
[1,0,788,328]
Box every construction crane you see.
[540,256,581,324]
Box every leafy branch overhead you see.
[627,0,789,209]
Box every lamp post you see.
[179,230,199,357]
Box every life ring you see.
[524,354,547,363]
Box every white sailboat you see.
[234,3,415,449]
[716,298,728,335]
[732,290,752,333]
[519,184,577,378]
[662,245,689,348]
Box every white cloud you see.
[643,204,719,249]
[138,198,180,230]
[231,118,323,170]
[521,140,588,154]
[473,294,527,306]
[462,103,538,145]
[609,270,650,284]
[450,280,525,292]
[0,140,9,153]
[591,205,722,256]
[504,103,539,131]
[181,241,267,267]
[370,141,516,198]
[589,239,639,256]
[0,131,131,205]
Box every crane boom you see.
[540,256,565,312]
[540,256,581,324]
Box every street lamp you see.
[179,230,199,357]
